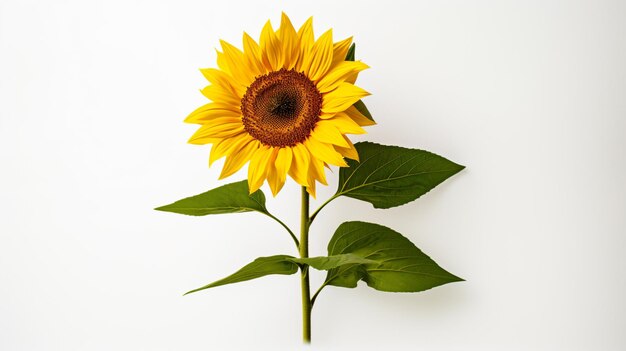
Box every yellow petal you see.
[184,103,240,124]
[201,85,241,106]
[274,147,292,187]
[345,71,358,84]
[220,139,259,179]
[318,111,337,120]
[306,178,317,198]
[278,13,299,69]
[220,40,255,87]
[302,29,334,82]
[194,116,241,128]
[248,145,272,193]
[334,135,359,161]
[188,130,246,145]
[304,137,347,167]
[189,123,243,145]
[311,120,350,147]
[308,156,327,189]
[330,111,367,134]
[209,134,251,165]
[295,17,314,71]
[288,144,310,187]
[316,61,369,93]
[260,21,283,71]
[242,32,266,76]
[216,50,230,74]
[200,68,245,97]
[305,155,328,199]
[322,82,370,114]
[331,37,353,67]
[265,148,283,196]
[344,105,376,126]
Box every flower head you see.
[185,13,374,196]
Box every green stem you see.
[299,187,312,343]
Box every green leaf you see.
[324,221,462,292]
[184,255,299,295]
[155,180,267,216]
[291,254,376,270]
[337,142,464,209]
[344,43,375,122]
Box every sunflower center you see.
[241,68,322,147]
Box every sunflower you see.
[185,13,375,197]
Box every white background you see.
[1,0,625,350]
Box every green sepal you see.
[344,42,374,122]
[345,43,356,61]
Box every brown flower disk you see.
[241,68,322,147]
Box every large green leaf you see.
[184,255,299,295]
[155,180,267,216]
[337,142,464,209]
[344,43,374,122]
[324,221,462,292]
